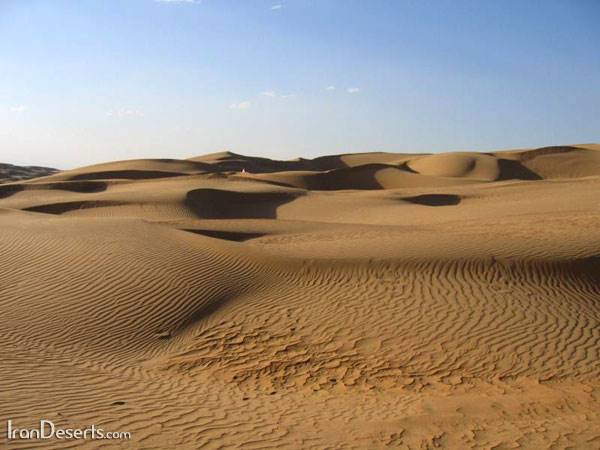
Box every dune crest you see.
[1,144,600,449]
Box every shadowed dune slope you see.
[1,144,600,449]
[186,188,302,219]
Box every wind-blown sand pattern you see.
[1,144,600,449]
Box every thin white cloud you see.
[229,101,251,110]
[9,105,27,113]
[347,87,361,94]
[260,91,295,99]
[325,86,336,91]
[107,109,144,118]
[270,4,283,10]
[155,0,199,3]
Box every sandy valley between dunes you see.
[1,144,599,449]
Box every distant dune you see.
[1,144,599,449]
[0,162,58,184]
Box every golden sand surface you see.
[1,144,599,448]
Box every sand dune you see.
[0,162,58,183]
[1,144,600,448]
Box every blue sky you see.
[1,0,599,168]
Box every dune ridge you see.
[1,144,599,449]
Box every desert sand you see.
[1,144,599,449]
